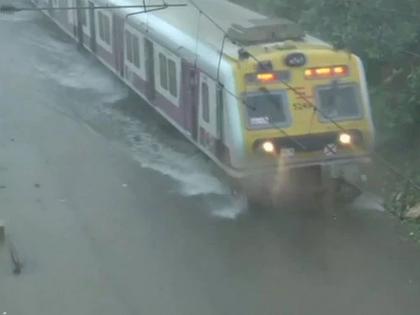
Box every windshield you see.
[317,83,362,121]
[246,92,290,129]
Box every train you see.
[33,0,375,204]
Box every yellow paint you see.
[231,43,374,163]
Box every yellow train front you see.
[229,36,374,201]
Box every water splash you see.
[24,17,245,218]
[352,192,385,212]
[121,116,228,196]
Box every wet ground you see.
[1,3,420,315]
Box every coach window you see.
[80,10,87,26]
[126,31,133,64]
[159,53,168,90]
[126,31,140,69]
[98,11,111,46]
[202,82,210,123]
[168,59,177,97]
[80,0,88,27]
[67,0,75,25]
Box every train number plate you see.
[293,102,313,110]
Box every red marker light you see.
[304,69,314,77]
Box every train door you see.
[88,1,96,53]
[181,63,199,140]
[144,38,156,100]
[113,16,125,77]
[198,74,218,150]
[190,68,199,141]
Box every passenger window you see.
[159,53,168,90]
[98,12,111,45]
[98,15,104,40]
[80,4,88,27]
[158,52,178,100]
[202,82,210,123]
[126,31,140,69]
[168,60,177,97]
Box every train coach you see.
[33,0,375,202]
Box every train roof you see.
[115,0,330,61]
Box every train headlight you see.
[339,133,352,145]
[262,141,275,153]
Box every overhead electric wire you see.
[125,5,169,19]
[125,0,169,18]
[188,0,420,191]
[0,2,186,14]
[402,49,420,58]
